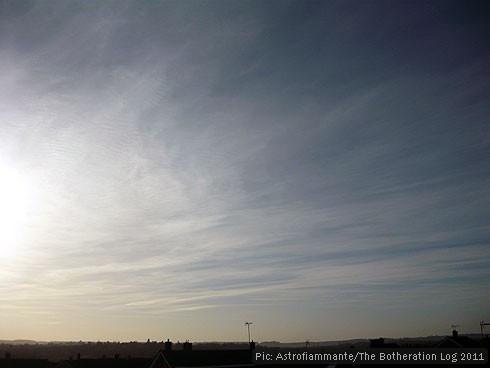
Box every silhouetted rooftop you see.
[0,358,52,368]
[150,350,253,368]
[56,358,152,368]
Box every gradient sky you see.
[0,0,489,342]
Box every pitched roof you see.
[435,336,479,348]
[148,352,170,368]
[154,349,253,368]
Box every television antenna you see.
[480,321,490,339]
[245,322,253,344]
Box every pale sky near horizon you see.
[0,0,489,342]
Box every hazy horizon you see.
[0,0,489,342]
[1,330,486,345]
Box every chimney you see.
[250,340,256,351]
[452,329,459,338]
[183,340,192,352]
[165,339,172,351]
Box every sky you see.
[0,0,489,343]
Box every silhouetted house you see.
[435,330,479,348]
[369,337,399,348]
[481,336,490,349]
[55,358,152,368]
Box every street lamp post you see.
[245,322,253,344]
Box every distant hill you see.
[259,334,484,348]
[260,339,368,348]
[0,340,40,345]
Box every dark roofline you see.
[149,351,171,368]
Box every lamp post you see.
[245,322,253,344]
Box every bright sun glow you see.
[0,164,33,259]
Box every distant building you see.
[369,337,399,348]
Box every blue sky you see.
[0,0,489,342]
